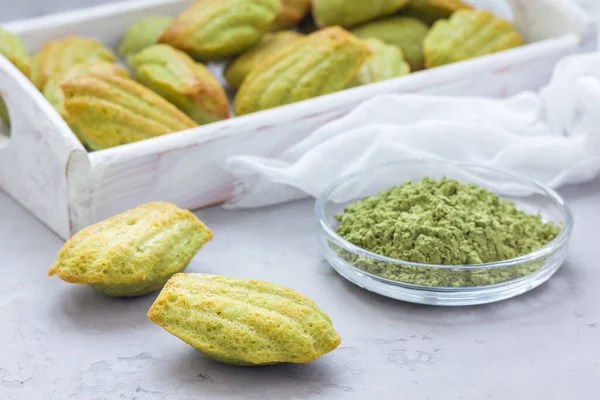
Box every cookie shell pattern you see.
[424,9,524,68]
[31,36,116,90]
[349,38,410,87]
[313,0,411,28]
[234,26,370,116]
[48,202,213,297]
[147,273,341,366]
[224,31,304,89]
[43,61,130,143]
[403,0,473,25]
[61,74,198,150]
[131,44,230,124]
[159,0,280,60]
[352,16,430,71]
[270,0,312,31]
[118,16,174,59]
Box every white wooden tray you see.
[0,0,595,240]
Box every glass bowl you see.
[315,160,573,306]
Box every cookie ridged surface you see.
[349,38,410,87]
[43,61,130,143]
[131,44,230,125]
[313,0,411,28]
[271,0,312,30]
[224,31,304,89]
[159,0,280,60]
[404,0,473,25]
[31,36,116,90]
[119,16,174,59]
[48,202,213,297]
[61,74,198,150]
[424,9,524,68]
[148,273,341,366]
[352,17,429,71]
[234,26,369,116]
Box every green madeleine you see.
[48,202,213,297]
[348,38,411,87]
[159,0,280,60]
[424,9,524,68]
[224,31,304,89]
[148,273,341,366]
[234,26,370,116]
[352,16,430,71]
[313,0,411,28]
[43,61,130,143]
[403,0,473,25]
[31,36,116,90]
[118,16,174,60]
[130,44,230,125]
[61,74,197,150]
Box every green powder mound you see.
[334,177,562,287]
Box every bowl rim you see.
[314,159,573,271]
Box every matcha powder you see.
[335,177,561,266]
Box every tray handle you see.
[0,56,90,239]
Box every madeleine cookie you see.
[352,16,430,71]
[31,36,116,90]
[224,31,303,89]
[159,0,280,60]
[49,202,212,297]
[131,44,230,124]
[404,0,473,25]
[61,74,197,150]
[118,16,174,59]
[349,38,410,87]
[43,61,130,143]
[148,273,341,366]
[313,0,411,28]
[424,9,524,68]
[234,26,370,115]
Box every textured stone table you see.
[2,179,600,400]
[2,1,600,399]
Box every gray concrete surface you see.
[1,1,600,399]
[1,180,599,399]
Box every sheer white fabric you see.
[222,53,600,209]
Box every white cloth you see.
[222,53,600,209]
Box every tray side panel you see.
[84,109,347,228]
[0,57,88,239]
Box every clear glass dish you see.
[315,160,573,306]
